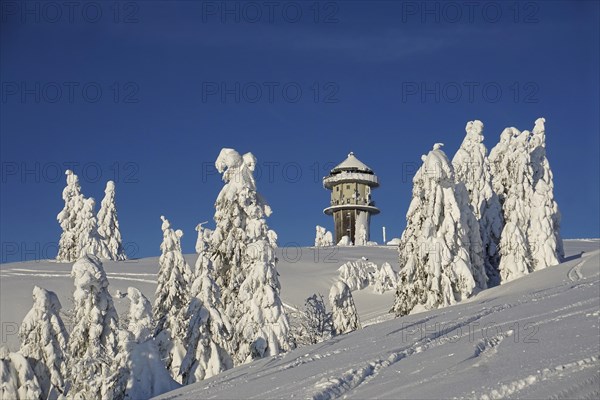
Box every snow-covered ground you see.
[0,245,399,350]
[1,240,598,399]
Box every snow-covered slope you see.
[0,246,399,350]
[1,241,598,399]
[155,240,599,400]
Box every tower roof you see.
[331,152,373,173]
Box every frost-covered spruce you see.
[116,287,179,400]
[0,346,42,400]
[195,222,212,254]
[153,216,193,382]
[329,281,360,335]
[452,120,504,286]
[19,286,69,399]
[56,170,85,262]
[489,127,519,206]
[236,239,290,363]
[337,259,377,291]
[211,149,289,365]
[497,130,535,282]
[373,262,397,294]
[180,227,233,384]
[304,294,333,344]
[528,118,564,269]
[68,254,122,399]
[392,144,483,317]
[314,225,333,247]
[97,181,127,261]
[76,197,109,259]
[454,181,487,290]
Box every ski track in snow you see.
[309,304,515,400]
[478,356,599,400]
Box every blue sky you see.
[1,0,598,262]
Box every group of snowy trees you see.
[3,254,179,400]
[290,281,362,347]
[151,148,291,386]
[290,257,397,346]
[56,170,127,262]
[393,118,563,316]
[489,118,564,281]
[3,149,294,399]
[314,225,334,247]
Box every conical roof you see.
[331,152,373,173]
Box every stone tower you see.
[323,152,380,245]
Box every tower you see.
[323,152,380,245]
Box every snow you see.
[1,242,598,399]
[154,239,599,400]
[337,236,352,246]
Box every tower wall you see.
[333,209,356,244]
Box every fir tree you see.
[329,281,360,335]
[19,286,69,399]
[153,216,192,382]
[97,181,127,261]
[452,120,504,286]
[56,170,85,262]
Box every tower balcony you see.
[323,171,379,189]
[323,202,380,215]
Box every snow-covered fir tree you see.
[452,120,504,286]
[304,294,333,344]
[337,259,377,291]
[489,127,519,206]
[68,254,123,399]
[314,225,333,247]
[496,129,535,282]
[373,262,397,294]
[153,216,193,382]
[115,287,179,399]
[235,239,290,362]
[195,222,212,254]
[97,180,127,261]
[76,197,109,259]
[180,227,233,384]
[19,286,69,400]
[392,144,485,317]
[211,149,290,365]
[454,180,487,290]
[528,118,564,269]
[289,294,333,346]
[329,281,360,335]
[0,346,42,400]
[56,170,85,262]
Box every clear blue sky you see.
[1,1,598,262]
